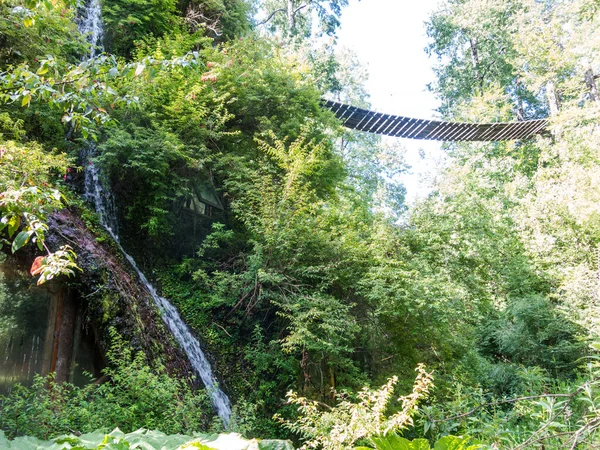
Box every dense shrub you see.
[0,338,213,440]
[478,296,586,378]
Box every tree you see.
[258,0,349,38]
[426,0,544,120]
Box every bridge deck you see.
[323,100,548,142]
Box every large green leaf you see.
[358,434,432,450]
[258,440,295,450]
[1,430,294,450]
[355,435,484,450]
[7,215,20,238]
[371,434,413,450]
[433,436,482,450]
[0,432,15,449]
[11,230,33,253]
[3,434,45,449]
[113,428,191,449]
[410,439,432,450]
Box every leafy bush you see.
[102,0,180,57]
[418,346,600,449]
[0,0,85,67]
[0,138,79,284]
[478,295,586,378]
[0,335,213,440]
[278,365,433,450]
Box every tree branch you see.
[294,3,309,14]
[256,8,286,26]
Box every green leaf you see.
[12,230,33,253]
[371,434,412,450]
[7,215,20,238]
[433,436,481,450]
[7,434,45,448]
[258,440,295,450]
[21,94,32,107]
[0,431,10,448]
[410,439,432,450]
[181,444,214,449]
[55,436,80,445]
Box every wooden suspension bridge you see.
[323,100,548,142]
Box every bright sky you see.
[336,0,445,203]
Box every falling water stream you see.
[78,0,103,58]
[78,1,232,427]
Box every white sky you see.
[336,0,445,203]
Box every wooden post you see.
[52,287,77,383]
[41,290,59,376]
[69,304,84,383]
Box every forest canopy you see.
[1,0,600,448]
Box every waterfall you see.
[82,147,119,240]
[82,153,233,428]
[78,0,104,58]
[76,0,232,427]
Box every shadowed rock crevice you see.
[46,208,197,385]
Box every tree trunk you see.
[516,78,525,120]
[301,347,310,393]
[328,365,336,402]
[585,69,599,102]
[287,0,296,35]
[469,36,482,89]
[546,80,560,116]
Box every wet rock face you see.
[46,208,197,384]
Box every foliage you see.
[0,139,79,284]
[0,428,483,450]
[477,295,586,377]
[414,0,600,447]
[278,365,433,450]
[102,0,252,56]
[102,0,180,57]
[356,434,482,450]
[0,0,86,68]
[4,0,600,446]
[0,334,214,439]
[0,428,294,449]
[257,0,349,38]
[425,0,544,120]
[418,347,600,449]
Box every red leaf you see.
[30,256,45,276]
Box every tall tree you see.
[426,0,544,120]
[258,0,348,38]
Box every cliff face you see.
[46,208,196,384]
